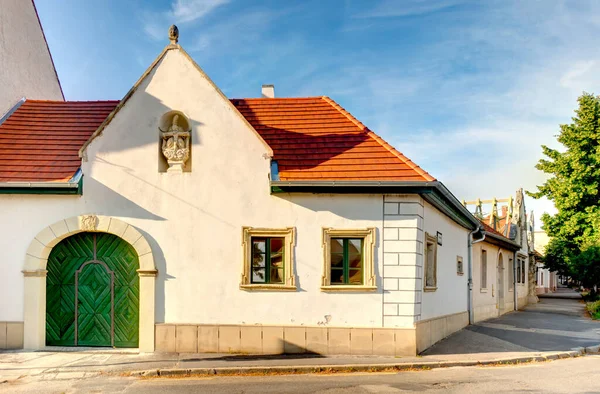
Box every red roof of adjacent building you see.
[478,220,509,239]
[231,97,434,182]
[0,97,435,183]
[0,100,118,182]
[477,219,520,250]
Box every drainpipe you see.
[513,250,518,311]
[468,226,485,325]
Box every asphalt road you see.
[4,355,600,393]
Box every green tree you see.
[529,93,600,285]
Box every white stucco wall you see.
[0,48,388,328]
[472,242,515,322]
[0,0,63,116]
[419,201,469,321]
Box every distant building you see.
[464,190,538,322]
[532,229,558,293]
[0,0,63,117]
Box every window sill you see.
[457,272,464,276]
[423,286,437,292]
[240,284,297,291]
[480,288,488,293]
[321,285,377,292]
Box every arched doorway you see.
[22,215,157,351]
[46,232,139,347]
[497,253,505,312]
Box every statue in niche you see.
[160,114,190,173]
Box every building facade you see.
[0,28,490,354]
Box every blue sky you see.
[35,0,600,227]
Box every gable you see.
[79,44,273,161]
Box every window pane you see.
[253,238,266,253]
[270,251,284,284]
[331,253,344,268]
[331,238,344,254]
[270,238,284,256]
[252,238,266,268]
[253,252,266,268]
[425,241,435,287]
[427,243,435,267]
[348,239,362,254]
[348,253,362,268]
[252,268,266,283]
[270,267,284,284]
[348,268,363,284]
[330,268,344,284]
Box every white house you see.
[0,20,497,355]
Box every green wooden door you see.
[46,232,140,348]
[76,262,113,346]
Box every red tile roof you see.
[0,97,435,183]
[0,100,118,182]
[231,97,434,182]
[477,219,518,248]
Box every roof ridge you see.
[320,96,436,182]
[231,97,324,101]
[25,99,120,104]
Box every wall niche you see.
[158,111,192,173]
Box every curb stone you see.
[127,348,600,378]
[584,345,600,354]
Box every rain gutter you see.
[0,169,83,195]
[270,180,481,230]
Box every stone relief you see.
[160,114,190,173]
[80,215,98,231]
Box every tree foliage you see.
[529,93,600,284]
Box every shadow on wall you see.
[133,227,170,324]
[83,178,166,222]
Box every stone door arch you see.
[22,215,157,351]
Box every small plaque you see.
[436,231,442,246]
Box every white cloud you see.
[169,0,230,24]
[355,0,463,18]
[142,0,230,41]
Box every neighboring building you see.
[0,0,63,117]
[532,229,557,294]
[464,189,534,319]
[0,25,487,355]
[472,222,521,322]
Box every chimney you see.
[262,84,275,98]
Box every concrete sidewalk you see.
[0,346,595,382]
[2,294,599,382]
[423,290,598,356]
[538,286,583,300]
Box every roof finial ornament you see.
[169,24,179,44]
